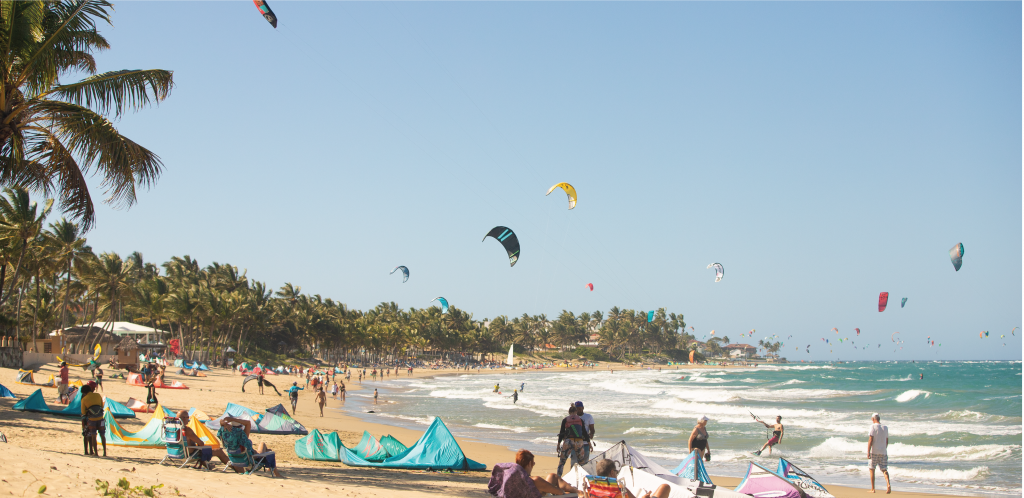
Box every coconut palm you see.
[0,0,173,229]
[42,217,86,329]
[0,186,51,306]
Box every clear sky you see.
[75,1,1020,360]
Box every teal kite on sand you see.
[104,397,137,419]
[13,389,81,416]
[105,410,165,448]
[354,431,389,462]
[0,383,14,398]
[297,417,485,470]
[380,434,409,457]
[671,449,713,484]
[294,429,343,461]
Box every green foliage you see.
[663,348,689,361]
[95,479,163,498]
[573,346,610,362]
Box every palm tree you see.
[76,250,133,350]
[0,0,174,229]
[43,218,87,332]
[0,186,51,306]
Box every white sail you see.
[506,344,514,366]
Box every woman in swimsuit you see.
[754,415,784,456]
[688,416,711,460]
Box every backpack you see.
[85,404,104,420]
[289,388,299,400]
[564,414,586,439]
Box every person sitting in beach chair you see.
[160,416,212,470]
[488,449,578,498]
[216,417,282,478]
[581,460,670,498]
[171,410,229,469]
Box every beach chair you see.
[158,418,205,469]
[584,475,624,498]
[222,443,273,476]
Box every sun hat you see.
[698,415,709,422]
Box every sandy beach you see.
[0,363,964,498]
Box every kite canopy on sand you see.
[776,458,834,498]
[13,389,81,416]
[734,462,808,498]
[331,417,485,470]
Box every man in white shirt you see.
[867,413,890,494]
[574,401,595,465]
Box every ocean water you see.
[346,361,1022,497]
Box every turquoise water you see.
[348,361,1021,497]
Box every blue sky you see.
[75,2,1020,360]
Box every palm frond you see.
[24,127,94,229]
[49,69,173,117]
[15,0,112,92]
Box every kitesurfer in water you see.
[753,415,784,456]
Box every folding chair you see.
[158,417,205,469]
[584,475,625,498]
[223,444,274,476]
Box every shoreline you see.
[0,364,985,498]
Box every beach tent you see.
[337,418,485,470]
[380,434,408,457]
[14,369,55,388]
[735,462,807,498]
[187,407,212,421]
[0,383,14,398]
[257,410,307,435]
[172,359,184,368]
[103,397,137,419]
[776,458,834,498]
[185,414,220,449]
[672,450,713,484]
[294,429,342,461]
[104,408,166,448]
[13,389,82,416]
[353,431,389,462]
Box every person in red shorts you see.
[753,415,784,456]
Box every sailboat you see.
[506,344,515,369]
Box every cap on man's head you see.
[574,401,584,408]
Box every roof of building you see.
[725,343,757,350]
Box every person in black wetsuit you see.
[754,415,784,456]
[688,415,711,460]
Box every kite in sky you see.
[707,263,724,282]
[253,0,278,28]
[483,226,521,267]
[901,297,907,308]
[390,266,409,283]
[431,297,449,314]
[545,183,577,210]
[855,328,861,336]
[585,283,594,291]
[949,242,965,271]
[648,311,655,323]
[878,292,889,312]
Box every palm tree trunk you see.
[0,240,28,308]
[58,261,71,346]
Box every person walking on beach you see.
[339,380,346,401]
[373,388,379,405]
[94,366,103,393]
[556,405,590,475]
[574,401,596,465]
[58,362,70,403]
[867,413,891,494]
[257,369,265,395]
[753,415,784,456]
[287,382,304,413]
[315,387,327,417]
[688,416,711,461]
